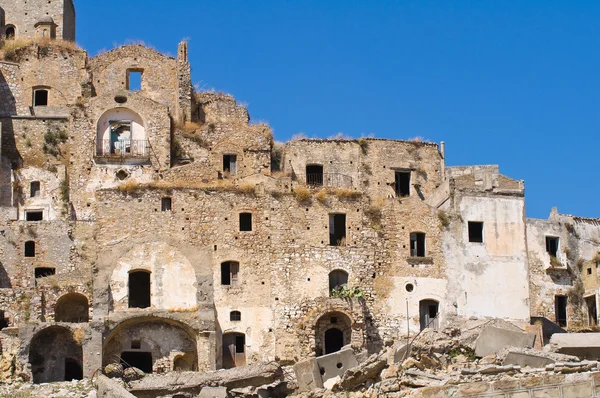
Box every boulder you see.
[104,363,124,379]
[123,367,145,382]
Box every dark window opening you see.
[546,236,559,258]
[30,181,40,197]
[128,271,151,309]
[324,328,344,354]
[222,333,246,369]
[121,351,152,373]
[419,299,439,331]
[586,296,598,326]
[161,197,172,212]
[0,311,8,330]
[555,295,568,327]
[5,26,15,40]
[230,311,241,321]
[329,214,346,246]
[235,335,245,353]
[588,268,593,275]
[306,164,324,186]
[33,89,48,106]
[26,211,43,221]
[64,358,82,381]
[468,221,484,243]
[35,267,55,279]
[239,213,252,232]
[410,232,426,257]
[24,241,35,257]
[395,171,410,197]
[131,340,141,349]
[127,70,142,91]
[221,261,240,285]
[55,293,89,323]
[329,270,348,295]
[223,154,237,175]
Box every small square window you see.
[25,211,43,221]
[239,213,252,232]
[161,197,172,212]
[468,221,484,243]
[230,311,241,321]
[131,340,141,349]
[30,181,40,197]
[33,89,48,106]
[24,241,35,257]
[127,70,142,91]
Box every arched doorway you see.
[222,332,245,369]
[315,312,352,356]
[419,299,439,331]
[55,293,89,323]
[96,108,146,158]
[29,326,83,383]
[103,318,198,374]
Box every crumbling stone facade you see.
[0,0,596,388]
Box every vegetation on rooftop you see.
[0,37,79,62]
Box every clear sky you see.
[75,1,600,219]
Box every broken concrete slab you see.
[316,348,358,384]
[393,343,410,364]
[96,375,136,398]
[474,326,536,357]
[550,333,600,359]
[293,358,323,392]
[502,351,556,368]
[198,387,228,398]
[332,350,388,392]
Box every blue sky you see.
[76,1,600,219]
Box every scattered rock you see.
[104,363,124,379]
[123,367,145,382]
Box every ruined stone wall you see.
[89,46,178,112]
[1,0,75,41]
[0,62,28,117]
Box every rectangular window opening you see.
[24,241,35,257]
[25,211,43,221]
[395,171,410,197]
[468,221,484,243]
[306,164,324,186]
[239,213,252,232]
[329,214,347,246]
[221,262,240,286]
[235,335,245,353]
[410,232,426,257]
[161,197,172,212]
[223,154,237,175]
[30,181,40,198]
[546,236,559,258]
[33,89,48,106]
[555,295,568,327]
[35,267,55,279]
[127,70,142,91]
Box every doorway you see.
[419,300,439,331]
[64,358,82,381]
[120,351,152,373]
[555,295,568,327]
[586,296,597,326]
[222,333,246,369]
[324,328,344,354]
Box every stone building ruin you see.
[0,0,598,389]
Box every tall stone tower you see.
[0,0,75,41]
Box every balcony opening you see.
[395,171,410,197]
[33,89,48,106]
[419,299,439,331]
[30,181,40,197]
[546,236,559,258]
[24,241,35,257]
[221,261,240,286]
[329,270,348,296]
[126,70,143,91]
[306,164,324,186]
[239,212,252,232]
[223,154,237,175]
[329,214,346,246]
[410,232,426,257]
[128,271,151,309]
[555,295,567,327]
[96,108,147,159]
[468,221,484,243]
[222,333,245,369]
[26,211,43,221]
[121,351,152,373]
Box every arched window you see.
[410,232,426,257]
[24,241,35,257]
[55,293,89,323]
[230,311,241,321]
[5,26,15,40]
[33,88,48,106]
[96,108,147,159]
[128,270,151,309]
[329,270,348,295]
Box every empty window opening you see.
[131,340,141,349]
[468,221,484,243]
[30,181,40,197]
[221,261,240,285]
[128,271,151,309]
[588,268,593,275]
[419,299,439,331]
[35,267,55,279]
[161,197,172,212]
[121,351,152,373]
[24,241,35,257]
[33,89,48,106]
[306,164,324,186]
[324,328,344,354]
[230,311,241,321]
[555,295,568,327]
[329,214,347,246]
[239,213,252,232]
[223,154,237,175]
[222,333,246,369]
[586,296,598,326]
[126,70,142,91]
[546,236,559,258]
[64,358,82,381]
[329,270,348,295]
[395,171,410,197]
[0,311,8,330]
[26,211,43,221]
[5,26,15,40]
[410,232,426,257]
[55,293,89,323]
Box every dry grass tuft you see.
[294,186,312,204]
[334,188,361,201]
[315,189,328,204]
[118,179,139,194]
[238,182,256,195]
[1,37,79,61]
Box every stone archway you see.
[103,318,198,374]
[55,293,89,323]
[29,326,82,383]
[315,311,352,357]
